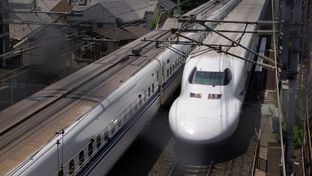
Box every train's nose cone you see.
[169,98,236,144]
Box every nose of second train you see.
[169,98,237,144]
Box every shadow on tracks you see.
[108,106,173,176]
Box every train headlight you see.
[190,92,202,98]
[208,94,222,99]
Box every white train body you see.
[169,0,266,144]
[8,0,240,175]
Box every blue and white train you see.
[8,0,240,175]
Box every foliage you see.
[150,15,160,30]
[292,124,302,149]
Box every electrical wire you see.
[271,0,286,175]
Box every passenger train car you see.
[169,0,267,144]
[7,0,241,175]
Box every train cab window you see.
[148,87,151,97]
[69,159,75,175]
[96,134,101,148]
[88,139,94,157]
[191,68,232,86]
[188,67,197,83]
[79,151,84,166]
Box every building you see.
[7,0,72,66]
[70,0,176,28]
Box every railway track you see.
[169,160,214,176]
[169,137,256,176]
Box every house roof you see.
[9,13,53,41]
[94,27,137,40]
[9,0,65,12]
[73,0,175,23]
[95,0,158,23]
[8,0,67,41]
[94,26,150,40]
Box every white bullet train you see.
[7,0,241,176]
[169,0,267,144]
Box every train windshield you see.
[192,68,232,86]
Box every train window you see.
[156,70,159,80]
[96,134,101,148]
[144,91,147,101]
[117,120,121,127]
[58,169,64,176]
[192,68,232,86]
[104,130,109,141]
[88,139,94,157]
[152,83,155,93]
[224,68,232,85]
[162,66,165,77]
[111,126,115,134]
[122,116,126,122]
[188,67,197,83]
[167,59,169,63]
[170,66,172,75]
[167,69,169,77]
[138,95,142,105]
[69,159,75,175]
[148,87,151,97]
[79,151,84,166]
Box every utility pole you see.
[280,0,303,175]
[0,0,10,67]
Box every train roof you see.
[187,0,266,67]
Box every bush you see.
[292,125,302,149]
